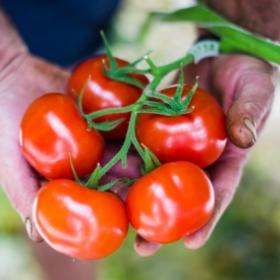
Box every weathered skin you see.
[135,0,277,256]
[0,0,278,258]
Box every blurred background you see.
[1,0,280,279]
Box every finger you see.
[184,144,247,249]
[226,64,275,148]
[183,59,213,89]
[134,235,161,257]
[0,114,42,242]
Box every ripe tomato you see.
[126,161,214,244]
[33,179,128,260]
[67,54,148,139]
[20,93,104,179]
[136,85,227,168]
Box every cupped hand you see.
[0,53,70,241]
[134,54,276,256]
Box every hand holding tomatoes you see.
[0,54,70,242]
[134,55,275,257]
[18,42,258,261]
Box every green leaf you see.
[174,66,185,103]
[182,78,199,108]
[103,66,145,89]
[98,177,134,192]
[153,3,280,65]
[92,118,125,132]
[100,31,118,69]
[141,145,161,174]
[85,164,102,188]
[98,180,119,192]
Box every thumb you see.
[226,63,275,148]
[0,115,42,242]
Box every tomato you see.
[20,93,104,179]
[126,161,214,244]
[136,85,227,168]
[33,179,128,260]
[67,54,148,139]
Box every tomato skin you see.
[67,55,148,139]
[126,162,214,244]
[33,180,128,260]
[20,93,104,179]
[136,86,227,168]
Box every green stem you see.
[85,104,136,120]
[95,77,162,182]
[158,53,193,76]
[154,3,280,65]
[87,44,196,186]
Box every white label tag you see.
[189,40,220,63]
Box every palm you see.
[133,54,275,255]
[0,54,69,240]
[180,54,275,248]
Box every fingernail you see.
[243,117,257,145]
[25,218,43,243]
[134,236,161,257]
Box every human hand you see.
[0,53,70,241]
[133,54,275,256]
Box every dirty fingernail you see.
[243,117,257,145]
[25,218,43,243]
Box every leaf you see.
[103,67,145,89]
[153,3,280,65]
[141,145,161,174]
[85,164,102,188]
[174,66,185,103]
[98,180,119,192]
[100,31,118,69]
[92,118,125,132]
[182,78,199,108]
[98,177,134,192]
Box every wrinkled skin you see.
[133,55,275,256]
[0,54,70,240]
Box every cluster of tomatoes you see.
[20,54,227,260]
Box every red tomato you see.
[20,93,104,179]
[33,179,128,260]
[67,54,148,139]
[126,161,214,244]
[136,85,227,167]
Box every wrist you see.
[0,10,28,73]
